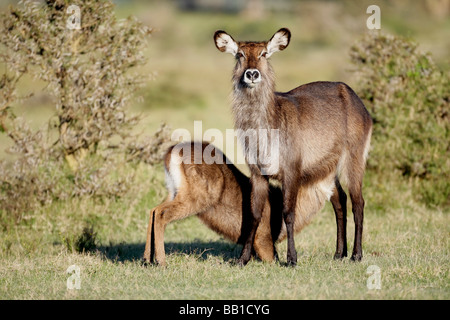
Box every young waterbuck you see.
[143,142,337,266]
[214,28,373,265]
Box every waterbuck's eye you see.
[261,52,268,58]
[235,52,243,59]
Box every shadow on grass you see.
[96,240,242,264]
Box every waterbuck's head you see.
[214,28,291,91]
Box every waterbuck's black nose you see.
[245,69,260,81]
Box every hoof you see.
[237,257,249,267]
[286,260,297,267]
[333,251,348,260]
[350,253,362,262]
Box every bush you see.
[63,225,97,254]
[350,32,449,208]
[0,0,171,222]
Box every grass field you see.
[1,174,448,299]
[0,1,449,300]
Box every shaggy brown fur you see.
[214,28,373,265]
[143,142,338,266]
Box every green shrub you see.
[350,32,449,208]
[0,0,171,222]
[63,225,97,253]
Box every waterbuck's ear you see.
[214,30,238,56]
[266,28,291,58]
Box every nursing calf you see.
[143,142,345,266]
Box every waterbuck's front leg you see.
[238,172,269,266]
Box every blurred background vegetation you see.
[0,0,448,300]
[0,0,448,226]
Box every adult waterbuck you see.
[214,28,373,266]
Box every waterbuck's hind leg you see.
[330,179,348,260]
[143,205,167,266]
[253,228,275,263]
[349,185,364,262]
[143,209,156,265]
[144,200,197,266]
[347,156,366,262]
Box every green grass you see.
[1,200,448,299]
[0,1,449,300]
[0,162,448,299]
